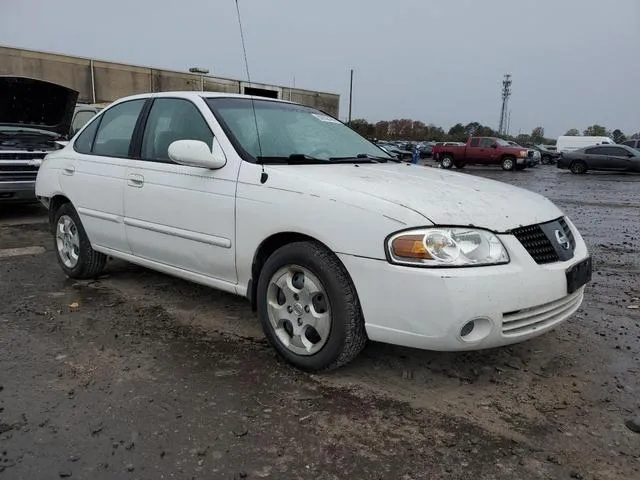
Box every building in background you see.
[0,45,340,117]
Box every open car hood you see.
[0,76,79,136]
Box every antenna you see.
[234,0,267,183]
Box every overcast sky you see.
[1,0,638,137]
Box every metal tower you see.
[498,74,512,136]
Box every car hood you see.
[0,76,79,136]
[269,162,563,232]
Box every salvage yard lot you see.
[0,166,638,479]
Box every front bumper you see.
[0,181,37,203]
[339,220,589,351]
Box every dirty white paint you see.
[0,246,46,258]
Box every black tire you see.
[256,241,367,372]
[570,161,587,175]
[541,155,552,165]
[501,156,516,171]
[52,202,107,279]
[440,155,454,169]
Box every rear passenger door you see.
[123,97,239,284]
[583,147,609,170]
[62,99,146,254]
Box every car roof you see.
[108,91,298,106]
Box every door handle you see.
[127,174,144,188]
[63,165,75,175]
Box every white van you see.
[556,136,614,153]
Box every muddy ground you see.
[0,165,638,479]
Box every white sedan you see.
[35,92,592,371]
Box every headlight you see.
[386,228,510,267]
[519,150,528,157]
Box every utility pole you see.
[498,74,512,136]
[348,69,354,124]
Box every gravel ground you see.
[0,165,638,479]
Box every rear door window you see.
[92,100,146,158]
[586,147,607,155]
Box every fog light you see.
[458,317,493,343]
[460,321,475,337]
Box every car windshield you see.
[495,138,512,146]
[206,97,392,163]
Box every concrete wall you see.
[0,46,340,117]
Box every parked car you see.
[527,144,561,165]
[557,144,640,174]
[508,141,540,167]
[556,135,614,153]
[621,139,640,149]
[0,76,77,203]
[36,91,592,371]
[432,137,533,170]
[377,142,412,161]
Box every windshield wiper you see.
[329,153,397,163]
[256,154,327,165]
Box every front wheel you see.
[501,156,516,171]
[570,161,587,174]
[53,203,107,279]
[257,241,367,372]
[440,155,454,169]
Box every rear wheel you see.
[501,156,516,171]
[541,155,552,165]
[440,155,454,169]
[53,203,107,279]
[570,161,587,174]
[257,241,367,372]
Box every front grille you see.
[511,216,576,264]
[0,152,45,182]
[511,223,559,264]
[502,291,583,337]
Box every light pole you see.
[189,67,210,91]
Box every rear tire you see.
[440,155,454,169]
[256,241,367,372]
[570,161,587,174]
[501,156,516,171]
[53,203,107,279]
[541,155,552,165]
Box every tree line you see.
[347,118,639,145]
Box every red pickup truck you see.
[432,137,532,171]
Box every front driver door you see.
[123,97,239,284]
[605,146,633,171]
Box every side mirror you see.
[491,144,498,149]
[168,139,226,169]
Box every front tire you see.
[501,156,516,171]
[440,155,454,169]
[53,203,107,279]
[256,241,367,372]
[570,161,587,174]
